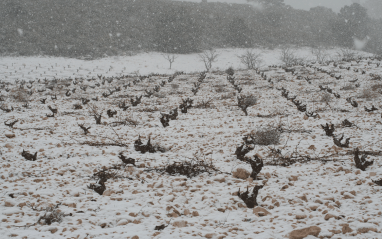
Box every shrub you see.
[359,87,379,100]
[88,168,120,195]
[341,84,355,91]
[78,124,91,135]
[247,156,263,180]
[235,136,264,180]
[171,84,180,90]
[155,224,168,231]
[111,115,139,127]
[237,95,257,116]
[73,103,83,109]
[164,160,218,178]
[225,67,235,76]
[372,179,382,186]
[365,105,378,112]
[107,109,117,118]
[320,93,332,103]
[311,46,328,64]
[232,168,250,179]
[131,95,143,106]
[292,99,307,112]
[147,159,220,178]
[118,152,135,166]
[160,113,170,127]
[237,50,263,69]
[88,178,106,195]
[191,82,202,95]
[249,127,281,146]
[237,185,263,208]
[336,48,358,61]
[333,134,350,148]
[10,89,29,102]
[371,84,382,92]
[346,97,359,107]
[220,92,236,99]
[370,74,382,81]
[4,120,18,128]
[235,143,254,161]
[21,150,37,161]
[134,136,166,154]
[179,98,193,113]
[38,207,65,225]
[144,89,154,98]
[215,84,229,93]
[279,46,305,66]
[88,104,102,124]
[321,123,335,137]
[195,98,213,109]
[117,100,129,111]
[354,148,373,171]
[342,119,354,127]
[168,108,178,120]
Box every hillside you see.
[1,50,382,239]
[1,0,381,58]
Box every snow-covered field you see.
[1,48,382,239]
[0,47,367,82]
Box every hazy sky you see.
[179,0,359,12]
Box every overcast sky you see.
[178,0,360,12]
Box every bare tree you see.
[88,103,103,124]
[279,46,305,66]
[198,49,219,71]
[162,54,177,69]
[336,48,358,61]
[311,46,328,64]
[237,50,263,69]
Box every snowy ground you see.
[1,48,382,239]
[0,47,368,82]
